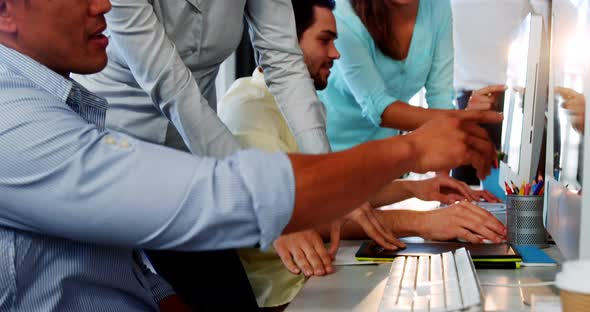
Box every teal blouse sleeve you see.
[332,18,399,128]
[424,0,456,109]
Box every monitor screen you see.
[503,88,525,173]
[501,15,530,176]
[553,90,584,190]
[550,2,588,190]
[499,13,548,186]
[544,0,590,260]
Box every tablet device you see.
[355,241,522,265]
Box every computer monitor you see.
[499,13,549,188]
[545,0,590,260]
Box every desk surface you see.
[286,240,563,312]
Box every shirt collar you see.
[0,44,108,130]
[0,44,73,103]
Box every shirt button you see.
[119,140,130,149]
[103,136,116,145]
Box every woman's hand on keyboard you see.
[418,201,507,243]
[409,175,475,204]
[408,176,500,204]
[468,189,501,203]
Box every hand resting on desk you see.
[273,229,333,277]
[273,202,402,277]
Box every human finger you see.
[461,122,493,141]
[468,94,496,111]
[446,193,467,203]
[464,137,496,177]
[355,210,399,250]
[468,101,495,111]
[474,84,507,96]
[457,214,505,243]
[312,238,335,275]
[562,100,584,114]
[574,117,585,130]
[457,202,506,237]
[291,247,314,277]
[456,227,483,244]
[471,189,501,203]
[329,221,344,257]
[464,151,491,180]
[434,194,455,204]
[451,204,502,239]
[366,210,406,249]
[299,235,330,276]
[438,177,474,200]
[274,242,301,275]
[457,110,504,124]
[555,86,578,99]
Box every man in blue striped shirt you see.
[0,0,502,310]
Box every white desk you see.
[286,240,563,312]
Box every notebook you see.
[513,245,557,266]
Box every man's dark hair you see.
[292,0,336,39]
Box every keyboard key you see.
[402,257,417,284]
[430,253,443,283]
[455,248,482,307]
[430,294,446,312]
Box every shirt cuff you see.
[236,150,295,250]
[361,92,398,127]
[294,128,332,154]
[145,270,176,303]
[132,250,176,303]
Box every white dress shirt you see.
[451,0,533,90]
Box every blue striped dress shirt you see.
[0,44,295,311]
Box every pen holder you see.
[506,195,548,247]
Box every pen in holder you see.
[506,194,548,247]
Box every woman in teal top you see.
[320,0,487,151]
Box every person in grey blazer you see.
[74,0,331,157]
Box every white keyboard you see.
[438,201,505,212]
[475,202,506,212]
[379,248,483,312]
